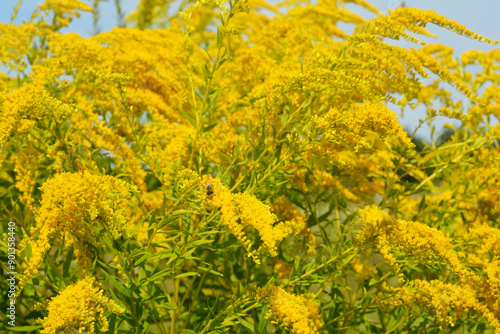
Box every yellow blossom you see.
[210,178,289,260]
[21,171,136,287]
[383,280,500,333]
[272,197,317,254]
[310,101,414,161]
[39,277,124,334]
[37,0,92,31]
[0,79,75,149]
[258,286,323,334]
[358,205,472,281]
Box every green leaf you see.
[190,239,214,247]
[108,314,117,334]
[203,64,213,80]
[338,46,345,58]
[178,106,197,128]
[102,234,114,250]
[158,302,178,311]
[149,211,156,228]
[273,143,282,162]
[217,27,223,47]
[175,271,200,279]
[418,194,426,214]
[63,245,74,277]
[134,253,151,267]
[196,266,223,277]
[138,266,147,285]
[180,247,197,260]
[281,108,289,126]
[215,57,228,71]
[342,252,357,267]
[182,330,198,334]
[101,271,129,296]
[149,268,173,282]
[161,192,167,217]
[151,250,174,261]
[202,122,219,133]
[302,98,314,109]
[257,304,269,334]
[237,318,255,332]
[209,87,225,104]
[6,325,43,331]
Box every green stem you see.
[182,271,208,329]
[101,221,141,329]
[286,245,359,287]
[198,297,250,334]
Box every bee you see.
[206,175,214,198]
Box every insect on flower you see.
[206,175,214,198]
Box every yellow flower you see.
[38,0,92,31]
[209,178,289,261]
[0,23,37,71]
[310,101,414,166]
[384,280,500,333]
[13,144,40,209]
[21,171,136,287]
[357,205,472,281]
[258,286,322,334]
[0,79,75,148]
[39,277,124,334]
[272,197,317,255]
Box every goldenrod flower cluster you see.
[0,78,75,148]
[38,277,124,334]
[38,0,92,32]
[382,280,500,333]
[310,101,413,166]
[272,197,316,254]
[359,205,500,332]
[210,178,288,261]
[13,144,39,208]
[0,23,36,71]
[257,286,322,334]
[358,205,470,280]
[1,0,499,332]
[21,171,136,287]
[387,8,498,45]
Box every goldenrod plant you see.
[0,0,499,333]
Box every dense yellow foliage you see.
[0,0,499,333]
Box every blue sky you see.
[1,0,499,141]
